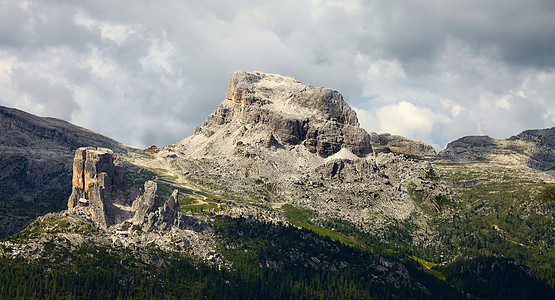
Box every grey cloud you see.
[11,68,79,120]
[0,0,553,149]
[0,1,95,52]
[371,0,555,71]
[0,3,29,47]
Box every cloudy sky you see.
[1,0,554,150]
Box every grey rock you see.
[144,189,207,232]
[63,147,207,235]
[131,181,159,225]
[67,147,127,228]
[369,132,436,156]
[439,127,555,171]
[188,70,372,158]
[439,136,497,162]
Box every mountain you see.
[0,72,553,299]
[0,105,134,236]
[168,71,449,229]
[439,127,555,172]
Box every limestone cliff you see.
[67,147,126,228]
[66,147,206,233]
[187,70,371,158]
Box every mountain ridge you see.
[439,127,555,173]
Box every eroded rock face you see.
[67,147,126,228]
[144,190,207,232]
[131,180,159,225]
[193,70,372,158]
[67,147,206,232]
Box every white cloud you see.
[74,12,140,45]
[495,96,512,110]
[356,101,450,149]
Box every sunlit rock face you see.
[195,70,372,158]
[67,147,204,232]
[67,147,126,228]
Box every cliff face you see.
[67,148,127,228]
[66,147,205,233]
[509,127,555,171]
[191,70,372,158]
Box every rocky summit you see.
[168,71,450,230]
[190,70,372,158]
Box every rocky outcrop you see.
[187,70,372,158]
[131,181,159,225]
[66,147,207,234]
[439,136,497,162]
[508,127,555,170]
[144,190,207,232]
[67,147,127,228]
[369,133,436,156]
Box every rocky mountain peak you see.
[224,70,359,126]
[185,70,371,158]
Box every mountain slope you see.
[155,71,450,234]
[0,105,135,236]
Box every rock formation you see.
[67,147,127,228]
[188,70,372,158]
[508,127,555,170]
[130,180,159,225]
[0,105,132,236]
[168,71,451,228]
[144,190,206,232]
[66,147,206,233]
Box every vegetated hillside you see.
[0,71,553,299]
[0,105,135,236]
